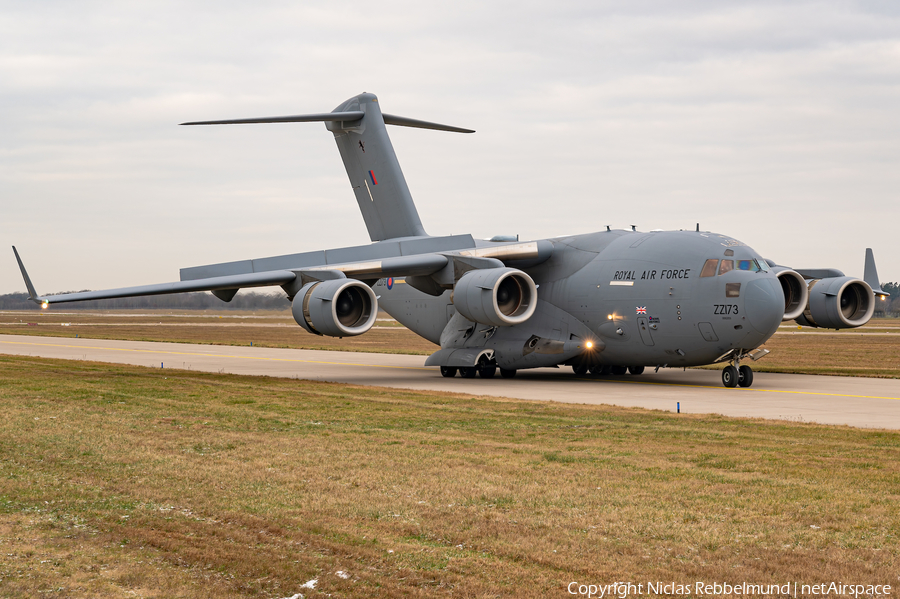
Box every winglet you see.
[864,248,889,297]
[11,246,44,305]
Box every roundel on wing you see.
[386,277,394,290]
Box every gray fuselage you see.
[376,229,784,371]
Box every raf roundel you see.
[386,277,394,290]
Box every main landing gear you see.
[442,356,508,379]
[722,363,754,388]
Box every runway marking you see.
[2,338,898,401]
[0,339,431,371]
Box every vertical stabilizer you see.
[327,93,426,241]
[180,92,473,242]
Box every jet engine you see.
[772,268,809,321]
[291,279,378,337]
[796,277,874,329]
[452,267,537,326]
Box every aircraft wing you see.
[12,242,551,306]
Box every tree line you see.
[877,282,900,316]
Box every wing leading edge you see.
[12,240,552,306]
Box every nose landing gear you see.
[721,354,755,388]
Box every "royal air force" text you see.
[612,268,692,282]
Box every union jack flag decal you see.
[636,306,647,315]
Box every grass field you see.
[2,310,898,378]
[1,355,898,597]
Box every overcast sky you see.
[1,1,898,295]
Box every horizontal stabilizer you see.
[382,113,474,133]
[180,111,364,126]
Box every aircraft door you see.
[698,322,719,342]
[636,317,654,346]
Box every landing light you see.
[607,314,613,320]
[585,341,594,349]
[41,302,48,310]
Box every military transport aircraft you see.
[12,92,889,387]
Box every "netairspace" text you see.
[566,581,892,598]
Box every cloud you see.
[1,1,898,293]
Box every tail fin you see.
[182,92,474,242]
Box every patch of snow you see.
[278,594,303,599]
[336,570,350,579]
[300,578,318,589]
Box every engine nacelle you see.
[291,279,378,337]
[452,267,537,327]
[772,268,809,321]
[796,276,874,329]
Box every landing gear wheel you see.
[440,366,457,378]
[479,365,497,379]
[722,365,739,388]
[499,368,517,379]
[459,367,477,379]
[738,365,754,388]
[572,364,588,376]
[628,366,645,375]
[590,365,610,375]
[611,366,628,376]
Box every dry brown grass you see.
[1,355,898,597]
[751,329,900,377]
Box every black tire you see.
[628,366,645,375]
[499,368,517,378]
[589,365,609,375]
[479,365,497,379]
[459,367,477,379]
[611,365,628,375]
[722,365,739,388]
[440,366,457,378]
[572,364,588,376]
[738,365,754,388]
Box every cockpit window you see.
[757,259,770,272]
[737,259,760,272]
[700,259,719,278]
[718,260,734,275]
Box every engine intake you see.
[773,269,809,321]
[453,267,537,326]
[796,276,874,329]
[291,279,378,337]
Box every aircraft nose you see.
[744,278,783,338]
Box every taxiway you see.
[2,333,898,429]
